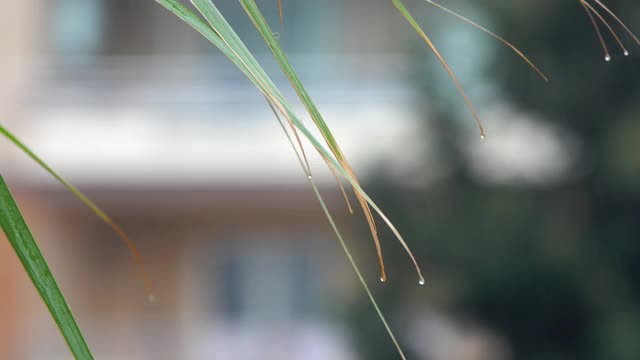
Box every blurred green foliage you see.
[351,1,640,359]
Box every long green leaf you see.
[0,174,92,359]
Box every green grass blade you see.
[239,0,342,158]
[0,174,93,360]
[188,0,295,109]
[0,125,109,223]
[157,1,292,119]
[0,124,155,298]
[155,0,245,69]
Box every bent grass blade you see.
[392,0,486,140]
[424,0,548,81]
[0,125,155,300]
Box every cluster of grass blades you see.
[392,0,639,138]
[1,0,638,359]
[157,0,429,357]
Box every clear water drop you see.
[605,54,612,62]
[380,276,386,283]
[624,50,630,56]
[307,175,312,180]
[480,134,486,140]
[273,32,281,40]
[419,278,425,286]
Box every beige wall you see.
[1,186,353,358]
[0,0,43,186]
[0,1,42,357]
[0,0,42,125]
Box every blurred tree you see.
[350,1,640,359]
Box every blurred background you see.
[0,0,639,359]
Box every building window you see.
[52,0,103,63]
[210,241,319,323]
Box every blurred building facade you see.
[0,0,615,359]
[0,0,423,359]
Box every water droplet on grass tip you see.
[624,50,630,56]
[419,278,425,286]
[380,276,386,283]
[480,134,486,140]
[605,54,612,62]
[307,175,312,180]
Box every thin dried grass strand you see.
[591,0,640,46]
[321,154,355,214]
[425,0,548,81]
[580,0,610,58]
[270,96,407,360]
[581,0,628,55]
